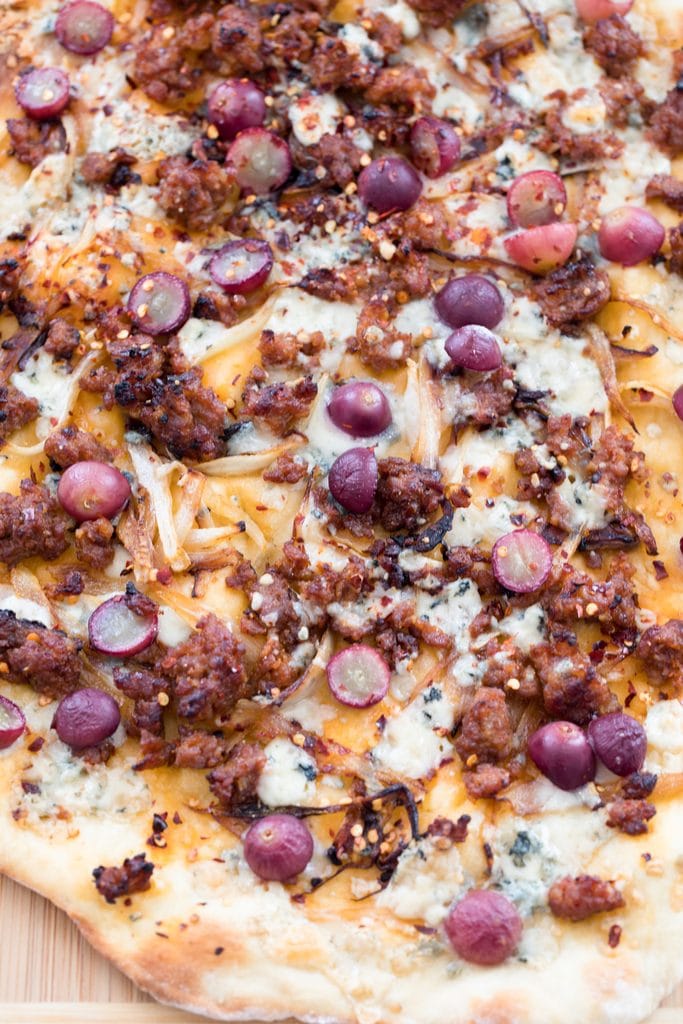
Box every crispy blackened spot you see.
[530,642,618,725]
[583,15,643,77]
[93,853,154,904]
[207,741,266,810]
[0,479,72,567]
[44,426,112,469]
[455,688,513,767]
[241,368,317,436]
[7,118,66,168]
[0,610,81,699]
[81,333,229,462]
[328,784,419,882]
[156,155,237,233]
[646,173,683,212]
[606,797,656,835]
[0,384,38,444]
[636,620,683,685]
[81,149,140,192]
[212,4,264,75]
[160,613,248,722]
[531,257,610,332]
[375,457,444,533]
[548,875,624,921]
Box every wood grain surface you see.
[0,873,680,1021]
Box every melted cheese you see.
[372,686,454,778]
[257,738,319,807]
[289,93,345,146]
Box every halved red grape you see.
[228,128,292,194]
[53,688,120,750]
[588,712,646,776]
[445,890,522,966]
[674,384,683,421]
[55,1,114,55]
[434,274,504,331]
[57,461,131,522]
[507,170,567,229]
[88,595,158,657]
[328,448,378,514]
[327,381,392,438]
[504,222,578,274]
[15,68,70,120]
[492,530,552,593]
[528,721,596,791]
[358,156,422,214]
[244,813,313,881]
[326,644,390,708]
[209,239,273,294]
[445,325,503,372]
[0,695,26,750]
[409,116,461,179]
[127,272,191,335]
[575,0,633,21]
[207,79,265,141]
[598,207,664,267]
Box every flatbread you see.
[0,0,682,1022]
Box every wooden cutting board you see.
[0,872,680,1022]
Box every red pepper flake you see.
[156,567,173,586]
[625,681,637,708]
[637,388,653,402]
[679,537,683,557]
[653,560,668,580]
[608,924,622,948]
[27,736,45,752]
[214,946,225,956]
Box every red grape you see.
[57,461,131,522]
[445,325,503,372]
[507,170,567,229]
[445,890,522,966]
[207,79,265,141]
[228,128,292,194]
[410,116,461,178]
[491,530,553,593]
[55,1,114,55]
[0,695,26,750]
[674,384,683,421]
[209,239,273,294]
[504,222,578,274]
[328,448,378,514]
[53,688,121,750]
[15,68,70,120]
[244,814,313,881]
[587,712,646,776]
[127,272,191,335]
[327,382,392,437]
[528,721,596,790]
[358,157,422,214]
[598,207,664,267]
[88,595,158,658]
[434,274,504,330]
[575,0,633,21]
[326,644,390,708]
